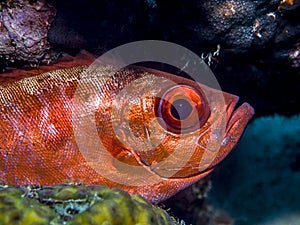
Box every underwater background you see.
[0,0,299,224]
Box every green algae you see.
[0,185,181,225]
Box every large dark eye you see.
[157,85,210,133]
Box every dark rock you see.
[0,0,57,70]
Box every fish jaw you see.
[131,169,213,203]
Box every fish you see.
[0,51,254,203]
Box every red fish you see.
[0,51,254,203]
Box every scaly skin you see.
[0,51,254,203]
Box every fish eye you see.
[157,85,210,134]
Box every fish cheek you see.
[93,101,143,167]
[123,93,189,167]
[92,92,178,169]
[123,99,204,176]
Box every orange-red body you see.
[0,52,254,203]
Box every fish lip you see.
[222,91,254,133]
[226,100,255,135]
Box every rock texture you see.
[0,0,57,69]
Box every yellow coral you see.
[0,185,180,225]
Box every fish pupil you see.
[170,99,192,120]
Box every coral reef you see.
[0,184,181,225]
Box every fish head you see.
[74,64,254,186]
